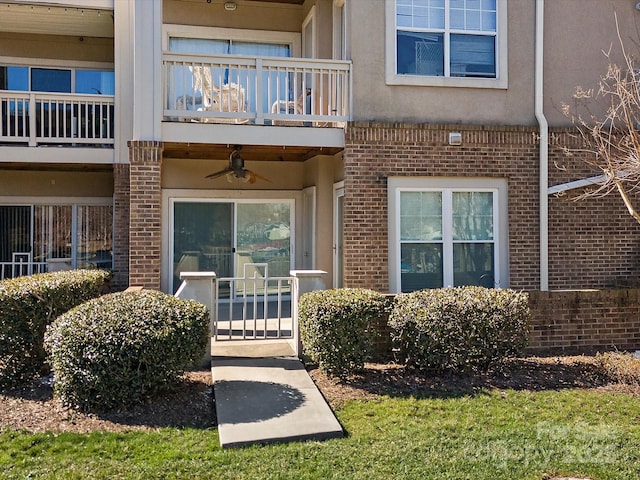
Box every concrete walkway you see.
[211,340,344,448]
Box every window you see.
[386,0,507,88]
[0,202,113,280]
[389,177,508,292]
[0,66,114,94]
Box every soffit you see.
[163,142,341,162]
[0,3,113,38]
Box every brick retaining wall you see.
[527,289,640,354]
[369,289,640,360]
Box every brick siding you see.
[128,141,163,289]
[344,122,640,292]
[112,163,130,290]
[527,289,640,354]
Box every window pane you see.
[453,243,494,287]
[76,70,115,95]
[31,68,71,93]
[401,243,443,292]
[465,9,481,30]
[0,66,28,91]
[396,0,444,29]
[481,11,496,31]
[0,206,31,263]
[450,34,495,77]
[33,206,72,271]
[450,8,464,29]
[452,192,493,240]
[397,31,444,76]
[173,202,233,293]
[482,0,496,10]
[76,205,113,270]
[400,191,442,240]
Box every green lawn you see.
[2,389,639,479]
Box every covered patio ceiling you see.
[0,2,113,38]
[163,142,342,162]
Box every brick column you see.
[128,140,163,289]
[112,163,130,290]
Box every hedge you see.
[299,288,388,377]
[45,289,209,412]
[0,269,110,388]
[389,286,530,374]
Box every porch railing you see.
[0,91,115,146]
[163,52,351,127]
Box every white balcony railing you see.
[0,91,114,146]
[163,52,351,127]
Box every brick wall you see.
[344,122,540,292]
[128,141,163,289]
[527,289,640,354]
[344,122,640,292]
[367,289,640,359]
[548,129,640,289]
[112,163,130,290]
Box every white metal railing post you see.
[28,93,36,146]
[174,271,217,366]
[289,270,328,358]
[255,57,264,125]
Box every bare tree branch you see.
[559,13,640,222]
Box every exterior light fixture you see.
[448,132,462,146]
[224,2,237,11]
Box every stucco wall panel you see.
[164,0,302,33]
[0,169,113,197]
[349,0,535,125]
[0,32,113,63]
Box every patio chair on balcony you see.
[187,65,248,124]
[270,88,311,126]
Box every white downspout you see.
[535,0,549,291]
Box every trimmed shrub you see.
[389,286,530,374]
[0,269,110,388]
[299,288,388,377]
[594,352,640,386]
[45,289,209,412]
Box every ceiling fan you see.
[205,145,271,184]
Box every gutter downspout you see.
[535,0,549,291]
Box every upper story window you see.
[0,66,114,95]
[386,0,507,89]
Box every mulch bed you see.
[1,356,638,433]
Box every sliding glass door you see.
[172,200,293,294]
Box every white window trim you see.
[385,0,508,89]
[302,6,317,59]
[0,56,113,70]
[332,0,347,60]
[388,177,509,293]
[163,24,301,58]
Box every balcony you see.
[163,52,351,128]
[0,91,114,147]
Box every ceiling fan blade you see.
[245,169,271,183]
[205,168,232,179]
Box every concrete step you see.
[212,356,343,448]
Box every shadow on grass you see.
[308,356,606,403]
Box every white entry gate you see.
[213,263,293,341]
[175,267,327,358]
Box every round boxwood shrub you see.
[0,269,110,388]
[299,288,388,377]
[45,289,209,412]
[389,286,530,374]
